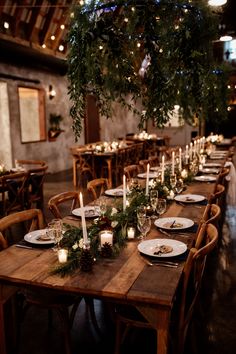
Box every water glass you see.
[149,190,158,218]
[47,218,62,250]
[175,179,184,194]
[170,174,177,190]
[156,199,166,217]
[98,196,107,216]
[137,204,147,220]
[137,216,151,240]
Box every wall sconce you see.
[49,85,56,100]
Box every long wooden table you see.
[0,177,218,354]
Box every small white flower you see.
[111,221,118,228]
[72,242,79,250]
[163,186,169,192]
[79,239,84,249]
[167,190,175,200]
[111,207,118,216]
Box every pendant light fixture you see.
[208,0,227,6]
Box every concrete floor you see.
[14,169,236,354]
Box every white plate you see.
[24,229,54,245]
[203,163,222,168]
[210,155,226,160]
[174,194,205,203]
[154,217,194,230]
[105,188,123,197]
[138,238,187,258]
[137,172,158,179]
[194,175,217,182]
[72,206,100,218]
[201,168,220,174]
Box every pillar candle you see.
[161,155,165,184]
[171,151,175,175]
[145,163,150,195]
[58,249,68,263]
[179,148,182,171]
[189,142,193,161]
[79,192,88,244]
[100,230,113,246]
[123,175,126,211]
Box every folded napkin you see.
[224,161,236,206]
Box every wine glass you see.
[137,204,147,220]
[98,196,107,216]
[137,216,151,240]
[156,199,166,218]
[47,219,62,250]
[149,190,158,218]
[170,174,177,191]
[175,178,184,194]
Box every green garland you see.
[67,0,229,138]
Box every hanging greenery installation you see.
[67,0,228,138]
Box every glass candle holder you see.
[127,226,135,239]
[99,230,113,247]
[57,249,68,263]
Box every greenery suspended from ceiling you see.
[67,0,229,138]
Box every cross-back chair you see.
[87,178,109,201]
[138,159,149,173]
[25,165,48,210]
[148,155,159,167]
[48,191,79,219]
[208,183,226,233]
[124,164,139,180]
[0,209,80,354]
[71,147,96,187]
[113,222,218,354]
[0,171,29,217]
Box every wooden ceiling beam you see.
[12,2,26,37]
[39,0,57,46]
[27,0,44,41]
[51,11,68,51]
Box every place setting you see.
[174,194,206,205]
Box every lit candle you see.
[145,163,150,195]
[161,155,165,184]
[179,148,182,171]
[171,151,175,175]
[79,192,88,244]
[58,249,68,263]
[123,174,126,211]
[127,227,135,239]
[193,141,196,157]
[100,230,113,246]
[189,142,193,161]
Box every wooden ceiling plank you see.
[27,0,44,41]
[12,3,25,37]
[39,0,57,46]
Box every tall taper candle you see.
[179,147,182,171]
[123,175,126,211]
[161,155,165,184]
[145,163,150,195]
[172,151,175,175]
[79,192,88,244]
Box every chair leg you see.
[84,297,101,335]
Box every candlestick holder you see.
[80,239,93,272]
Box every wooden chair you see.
[25,165,48,210]
[70,147,96,187]
[87,178,109,201]
[123,164,139,180]
[113,223,218,354]
[138,159,149,173]
[0,172,29,216]
[48,191,79,219]
[0,209,80,354]
[196,203,221,239]
[148,155,159,167]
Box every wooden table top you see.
[0,180,215,307]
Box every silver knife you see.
[15,244,34,249]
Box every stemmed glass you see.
[149,190,158,219]
[98,196,107,217]
[156,199,166,218]
[137,216,151,240]
[175,178,184,194]
[47,218,63,251]
[170,174,177,191]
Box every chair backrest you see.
[26,165,48,209]
[216,167,230,187]
[148,155,159,167]
[0,209,45,246]
[15,159,47,168]
[138,159,149,172]
[0,171,29,216]
[48,191,79,219]
[198,203,221,230]
[176,223,218,354]
[87,178,109,200]
[0,232,8,251]
[124,164,139,180]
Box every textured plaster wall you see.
[0,62,84,173]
